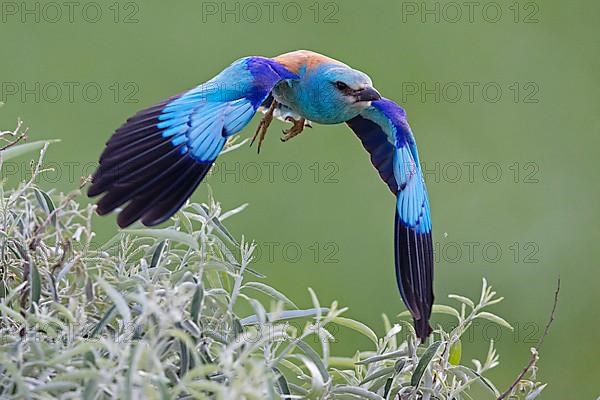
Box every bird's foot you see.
[281,117,307,142]
[251,100,278,154]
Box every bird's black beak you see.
[355,86,382,102]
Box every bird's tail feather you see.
[394,209,434,341]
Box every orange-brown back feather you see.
[273,50,344,75]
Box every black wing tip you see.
[394,210,434,341]
[97,159,211,228]
[413,317,433,341]
[117,209,140,229]
[116,210,175,229]
[87,180,103,198]
[113,161,213,229]
[117,214,133,229]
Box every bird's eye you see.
[335,81,349,91]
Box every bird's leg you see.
[251,100,278,154]
[281,116,307,142]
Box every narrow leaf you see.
[359,366,395,385]
[411,340,442,387]
[449,338,462,366]
[399,304,460,320]
[431,304,461,319]
[190,284,203,322]
[150,240,166,268]
[273,367,291,397]
[332,316,378,345]
[476,312,514,331]
[448,294,475,309]
[296,339,330,383]
[243,282,298,309]
[125,228,199,250]
[89,305,116,337]
[240,308,329,326]
[332,385,384,400]
[356,350,406,365]
[30,262,41,309]
[97,278,131,326]
[33,188,55,223]
[1,140,60,161]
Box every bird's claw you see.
[281,117,306,142]
[250,119,270,154]
[251,100,277,154]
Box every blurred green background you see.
[1,0,598,397]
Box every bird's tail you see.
[394,208,434,341]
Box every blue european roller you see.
[88,50,435,339]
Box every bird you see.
[88,50,434,340]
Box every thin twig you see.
[0,133,27,151]
[497,277,560,400]
[0,119,29,150]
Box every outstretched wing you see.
[88,57,298,228]
[346,98,434,340]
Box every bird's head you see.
[306,64,382,124]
